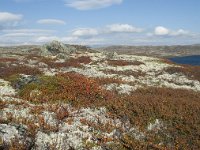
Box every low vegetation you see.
[102,69,146,77]
[0,65,42,79]
[107,59,144,66]
[18,72,109,104]
[1,50,200,149]
[108,88,200,149]
[40,56,91,68]
[76,87,200,149]
[14,71,200,149]
[165,65,200,81]
[95,77,126,85]
[0,58,18,63]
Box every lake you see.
[169,55,200,66]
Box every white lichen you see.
[0,79,16,96]
[0,124,20,143]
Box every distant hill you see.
[1,43,200,58]
[96,45,200,57]
[0,42,96,56]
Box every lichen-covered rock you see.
[0,79,16,96]
[40,41,76,59]
[13,74,40,90]
[104,83,137,94]
[103,51,118,59]
[35,131,69,150]
[147,119,163,131]
[0,124,20,143]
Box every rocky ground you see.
[0,41,200,149]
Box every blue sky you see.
[0,0,200,46]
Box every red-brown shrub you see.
[0,58,18,62]
[102,87,200,149]
[75,56,92,64]
[107,60,144,66]
[0,65,42,79]
[39,56,91,68]
[95,77,125,85]
[19,72,111,105]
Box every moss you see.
[5,74,21,87]
[18,75,60,103]
[19,82,39,98]
[0,137,3,146]
[83,140,98,149]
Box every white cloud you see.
[37,19,66,25]
[2,33,43,37]
[1,29,55,40]
[0,12,23,23]
[0,12,23,30]
[0,24,198,46]
[61,36,79,42]
[106,24,143,33]
[1,31,55,38]
[170,29,189,36]
[2,29,55,34]
[65,0,123,10]
[0,28,57,46]
[154,26,169,36]
[72,28,99,37]
[71,24,142,38]
[154,26,189,36]
[36,36,79,43]
[36,36,60,43]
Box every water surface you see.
[169,55,200,66]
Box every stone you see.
[103,52,118,59]
[40,41,76,59]
[14,75,40,90]
[0,124,20,143]
[0,79,16,96]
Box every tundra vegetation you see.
[0,42,200,150]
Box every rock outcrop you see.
[40,41,76,59]
[103,51,118,59]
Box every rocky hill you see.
[0,41,200,149]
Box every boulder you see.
[14,75,40,90]
[103,51,118,59]
[40,41,76,59]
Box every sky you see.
[0,0,200,46]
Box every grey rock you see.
[112,129,122,139]
[40,41,76,59]
[14,75,40,90]
[12,124,27,136]
[0,124,20,143]
[56,53,70,60]
[103,51,118,59]
[38,62,48,68]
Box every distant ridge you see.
[96,44,200,57]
